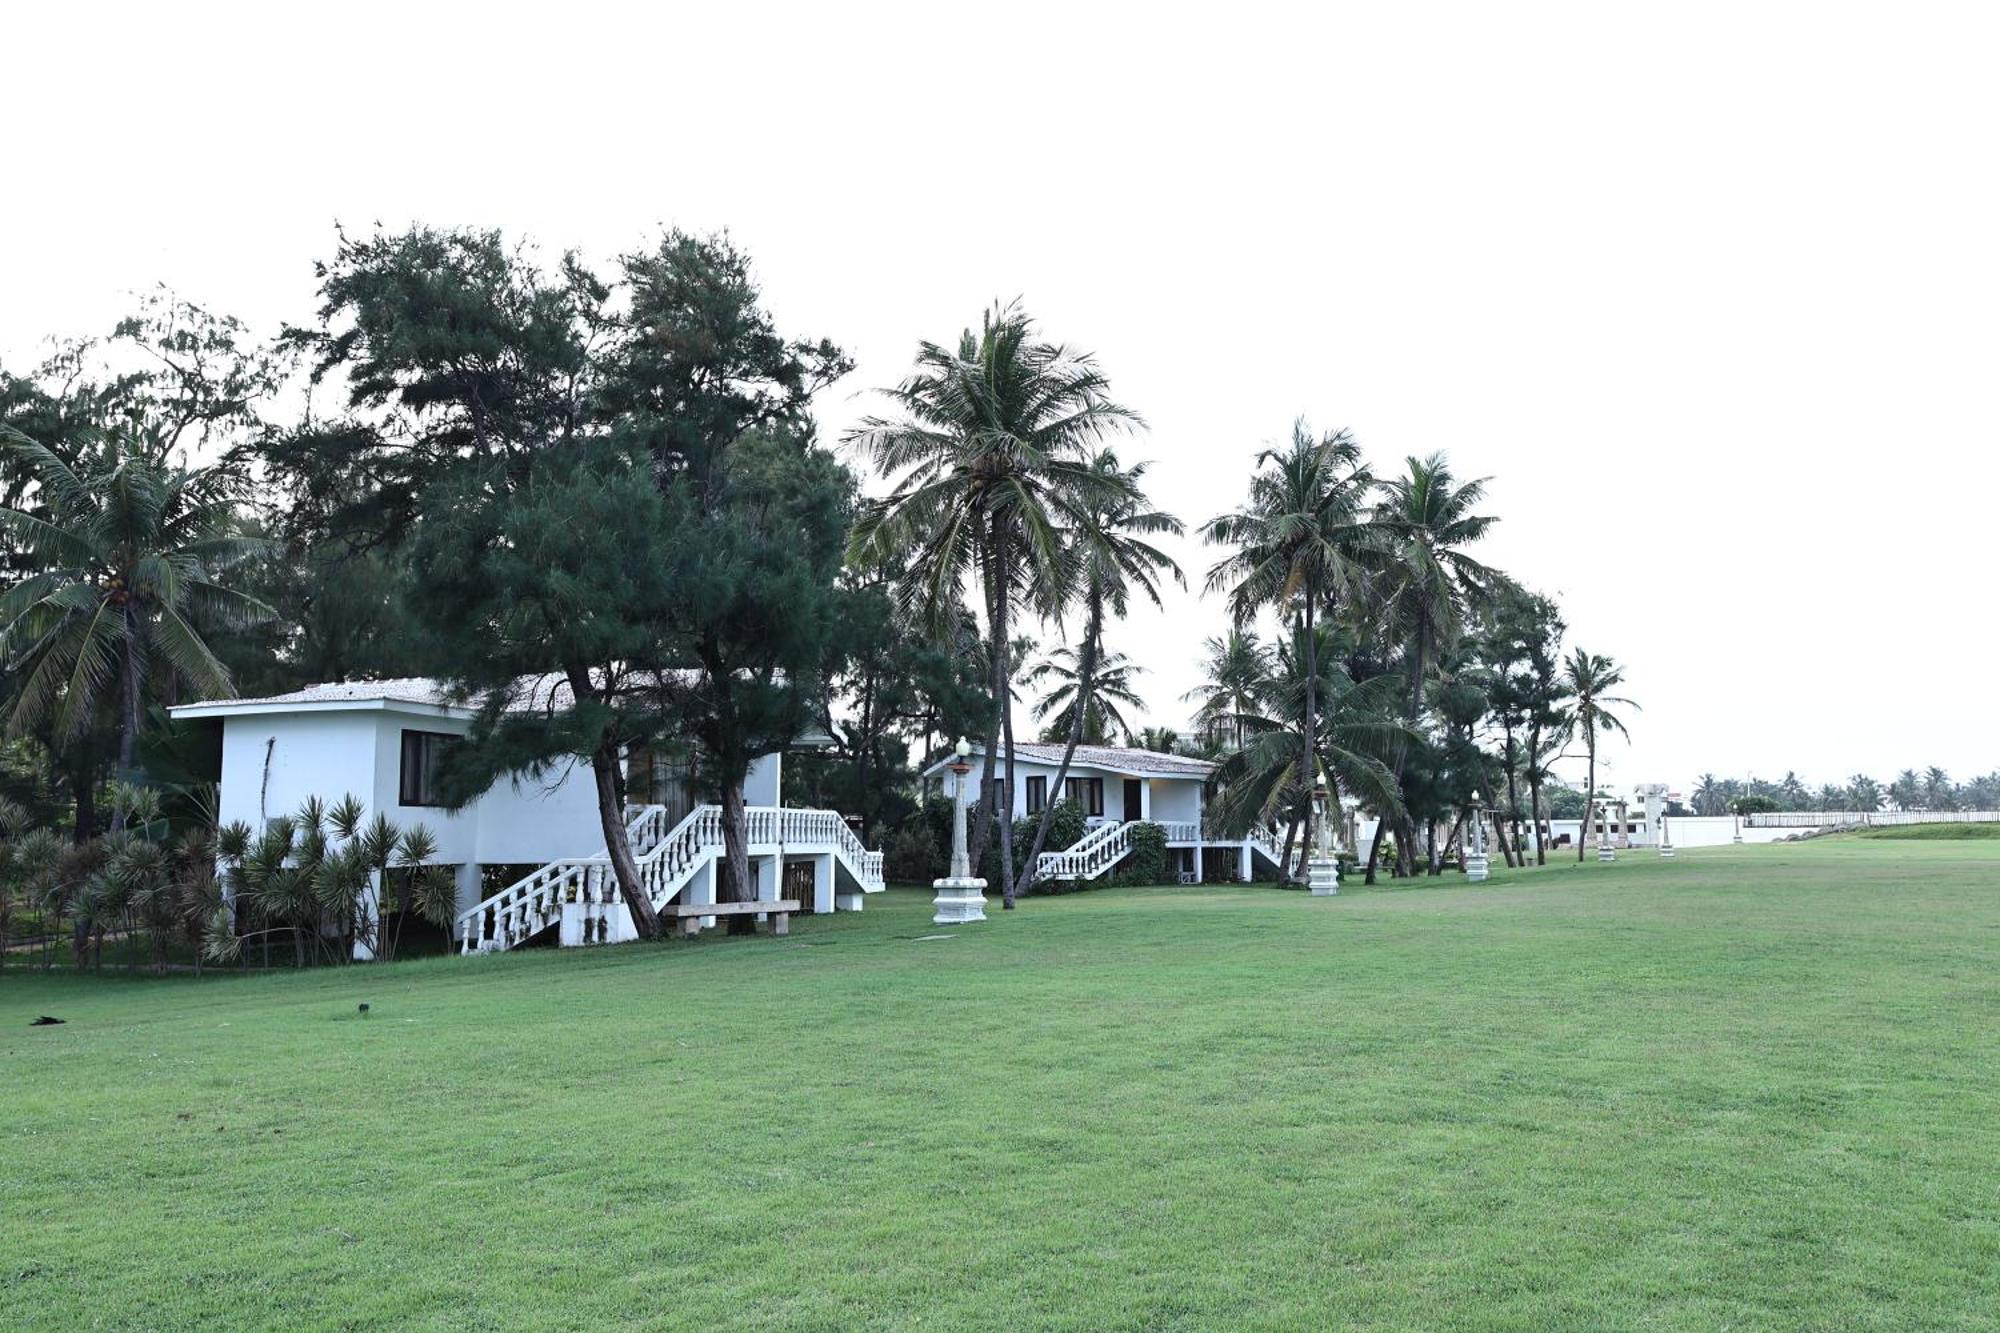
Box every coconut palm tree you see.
[1011,451,1180,902]
[1561,649,1637,861]
[1202,422,1376,863]
[0,426,271,819]
[1211,623,1413,873]
[1369,453,1508,871]
[1183,630,1271,751]
[1029,648,1147,745]
[846,304,1140,896]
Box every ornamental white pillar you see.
[932,740,988,925]
[1465,792,1490,883]
[1307,769,1340,896]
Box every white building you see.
[168,677,883,956]
[922,742,1289,883]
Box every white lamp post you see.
[932,739,988,924]
[1307,768,1340,896]
[1465,790,1491,883]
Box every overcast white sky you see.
[5,2,1996,795]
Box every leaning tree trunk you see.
[589,739,660,939]
[992,523,1020,909]
[719,781,757,934]
[1578,739,1595,863]
[968,552,1004,872]
[1013,594,1102,901]
[1364,818,1387,885]
[1299,597,1318,885]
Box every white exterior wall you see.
[217,710,395,838]
[964,758,1206,828]
[1146,779,1202,825]
[744,752,782,808]
[211,704,775,868]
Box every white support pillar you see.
[1240,839,1253,882]
[1193,841,1204,884]
[1139,781,1151,822]
[809,852,834,915]
[451,863,483,948]
[693,856,717,929]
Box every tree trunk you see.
[70,732,98,845]
[719,780,756,934]
[1500,722,1523,865]
[114,618,143,831]
[1013,593,1101,901]
[968,551,1004,872]
[1363,818,1387,885]
[590,739,660,938]
[1578,741,1595,862]
[854,678,875,843]
[1527,721,1547,866]
[1299,597,1318,885]
[1492,812,1516,868]
[1393,620,1428,877]
[992,523,1019,909]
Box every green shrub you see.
[885,822,941,883]
[1115,822,1168,886]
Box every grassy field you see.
[1857,822,2000,840]
[3,840,1997,1331]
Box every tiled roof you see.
[173,670,702,717]
[931,742,1214,779]
[205,677,471,711]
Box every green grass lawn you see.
[4,841,1997,1331]
[1857,822,2000,839]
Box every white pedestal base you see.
[931,876,989,924]
[1307,857,1340,896]
[1597,845,1616,863]
[561,901,637,947]
[1659,845,1676,859]
[1464,853,1490,883]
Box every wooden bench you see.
[660,898,800,938]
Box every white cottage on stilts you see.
[922,743,1291,884]
[168,677,883,957]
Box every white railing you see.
[777,809,886,890]
[1035,819,1134,882]
[457,803,883,953]
[1157,821,1202,843]
[457,803,685,954]
[1745,810,2000,828]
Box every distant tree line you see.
[1688,769,2000,816]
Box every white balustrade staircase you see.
[457,803,884,954]
[1032,820,1294,885]
[1034,819,1137,882]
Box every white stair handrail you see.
[1035,819,1135,882]
[458,802,885,953]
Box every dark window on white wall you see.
[1025,776,1047,814]
[399,730,458,807]
[1063,777,1104,816]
